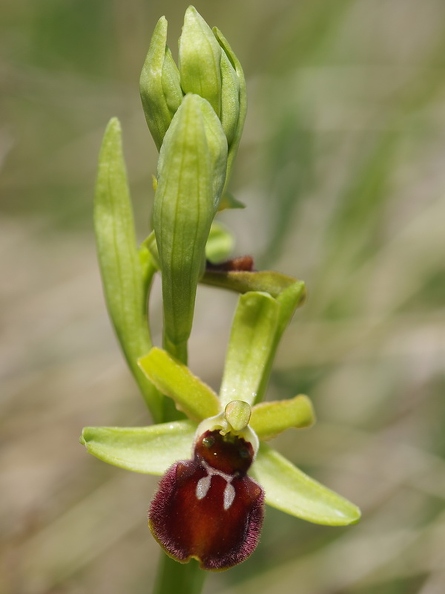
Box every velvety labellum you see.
[149,430,264,570]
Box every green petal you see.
[250,395,315,440]
[138,347,221,421]
[219,292,279,407]
[80,421,196,475]
[251,443,361,526]
[94,118,162,422]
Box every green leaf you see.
[138,348,221,422]
[219,292,279,407]
[80,421,196,475]
[250,395,315,440]
[252,443,361,526]
[94,118,162,422]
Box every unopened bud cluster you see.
[140,5,246,177]
[140,6,247,361]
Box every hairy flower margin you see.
[82,5,361,574]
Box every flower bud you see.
[213,27,247,190]
[140,16,183,150]
[179,6,222,118]
[153,93,228,358]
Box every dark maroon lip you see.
[149,429,264,570]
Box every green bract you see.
[94,118,162,422]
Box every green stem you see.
[153,553,206,594]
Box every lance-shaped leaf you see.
[251,443,361,526]
[80,421,195,474]
[153,94,227,361]
[219,292,280,407]
[140,16,183,150]
[94,118,162,421]
[138,347,220,421]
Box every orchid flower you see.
[81,291,360,571]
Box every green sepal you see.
[140,16,183,150]
[202,268,306,300]
[276,280,307,334]
[153,94,227,357]
[252,444,361,525]
[80,421,196,475]
[138,347,221,422]
[94,118,162,422]
[256,279,307,401]
[250,395,315,440]
[179,6,222,117]
[205,222,235,264]
[219,292,279,407]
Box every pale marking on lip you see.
[195,460,238,510]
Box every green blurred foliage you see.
[1,1,445,593]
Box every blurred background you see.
[1,0,445,593]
